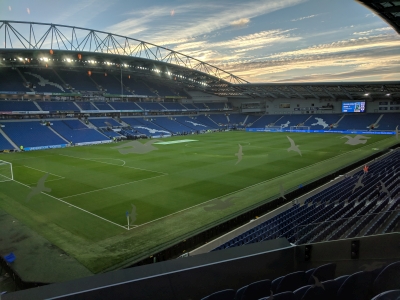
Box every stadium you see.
[0,0,399,299]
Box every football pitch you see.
[0,131,398,274]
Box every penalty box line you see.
[12,179,129,231]
[58,154,168,176]
[14,165,65,179]
[61,174,168,200]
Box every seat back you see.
[293,285,311,300]
[334,275,349,288]
[202,289,236,300]
[336,271,373,300]
[305,269,315,283]
[371,290,400,300]
[234,285,248,300]
[241,279,271,300]
[266,291,295,300]
[276,271,307,293]
[307,263,336,284]
[271,276,284,293]
[372,261,400,296]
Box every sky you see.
[1,0,399,83]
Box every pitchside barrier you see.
[246,128,396,135]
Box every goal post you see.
[290,126,311,133]
[0,160,13,182]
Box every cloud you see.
[291,14,318,22]
[106,0,306,45]
[353,27,393,36]
[230,18,250,27]
[53,0,113,27]
[219,34,400,82]
[167,28,302,68]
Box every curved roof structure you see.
[234,82,400,100]
[0,20,248,87]
[356,0,400,34]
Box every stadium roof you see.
[1,20,399,100]
[233,82,400,100]
[357,0,400,34]
[0,20,248,95]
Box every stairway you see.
[243,115,249,125]
[15,67,35,93]
[0,127,19,150]
[73,102,82,111]
[33,101,43,111]
[251,114,266,126]
[207,116,219,127]
[334,115,346,127]
[272,116,284,126]
[373,114,384,128]
[47,126,70,143]
[159,102,168,110]
[79,119,96,129]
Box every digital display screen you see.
[342,101,366,113]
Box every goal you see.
[0,161,13,182]
[266,126,283,132]
[290,126,310,133]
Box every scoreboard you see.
[342,101,366,113]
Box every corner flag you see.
[126,211,130,230]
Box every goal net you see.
[290,126,311,133]
[266,126,283,132]
[0,161,13,182]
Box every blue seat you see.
[201,289,236,300]
[276,271,307,293]
[301,279,339,300]
[240,279,271,300]
[336,271,373,300]
[235,286,247,300]
[271,276,284,293]
[305,269,315,283]
[293,285,311,300]
[371,290,400,300]
[259,291,295,300]
[307,263,336,284]
[373,261,400,296]
[334,274,349,287]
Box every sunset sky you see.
[1,0,399,83]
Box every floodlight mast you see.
[0,20,249,85]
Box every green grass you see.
[0,131,398,274]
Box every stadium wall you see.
[4,234,399,300]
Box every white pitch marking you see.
[61,174,167,199]
[130,138,391,229]
[84,158,126,166]
[20,165,65,179]
[11,179,128,230]
[58,154,167,175]
[26,177,65,185]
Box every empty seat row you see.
[202,261,400,300]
